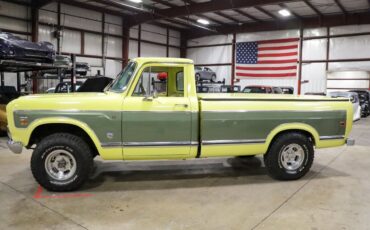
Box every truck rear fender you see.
[265,123,319,151]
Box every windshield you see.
[109,61,137,92]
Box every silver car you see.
[195,67,217,82]
[327,91,361,121]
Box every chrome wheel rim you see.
[45,150,77,181]
[280,144,305,171]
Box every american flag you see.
[235,38,299,78]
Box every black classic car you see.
[0,32,55,63]
[350,90,370,117]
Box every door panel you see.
[122,97,192,159]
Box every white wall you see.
[187,25,370,94]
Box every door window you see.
[132,66,185,97]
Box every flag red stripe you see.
[258,52,298,57]
[257,59,298,64]
[258,38,299,44]
[236,66,297,71]
[236,72,297,77]
[258,45,298,51]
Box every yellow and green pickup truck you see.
[7,57,354,191]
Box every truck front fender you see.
[25,117,102,151]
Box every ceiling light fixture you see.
[128,0,142,3]
[197,19,210,25]
[278,9,291,17]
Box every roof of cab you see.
[132,57,193,64]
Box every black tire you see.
[31,133,93,192]
[195,74,201,82]
[264,132,314,180]
[211,75,216,82]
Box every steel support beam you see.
[131,0,300,25]
[188,11,370,39]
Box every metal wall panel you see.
[303,28,327,37]
[187,46,231,64]
[330,35,370,59]
[61,29,81,53]
[38,25,57,47]
[85,33,102,56]
[0,0,29,19]
[129,40,138,58]
[329,61,370,71]
[141,24,167,44]
[39,9,57,24]
[61,4,101,21]
[0,17,29,32]
[331,25,370,35]
[169,47,180,58]
[105,23,122,36]
[130,26,139,39]
[61,14,102,32]
[106,36,122,58]
[169,29,180,46]
[39,2,58,24]
[105,59,122,78]
[327,71,369,90]
[301,63,327,94]
[105,14,121,25]
[236,29,299,42]
[141,42,166,57]
[302,39,327,60]
[188,34,232,46]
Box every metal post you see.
[122,19,129,68]
[16,72,21,92]
[0,72,4,87]
[326,27,330,71]
[297,27,304,95]
[166,27,169,57]
[71,54,76,92]
[57,1,61,54]
[102,13,106,76]
[138,24,141,57]
[180,32,187,58]
[231,32,236,86]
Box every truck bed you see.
[197,93,352,157]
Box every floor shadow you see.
[80,157,349,192]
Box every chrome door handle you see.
[175,104,188,108]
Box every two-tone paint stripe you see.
[100,135,345,148]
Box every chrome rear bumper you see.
[346,138,355,146]
[7,139,23,154]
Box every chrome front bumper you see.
[7,139,23,154]
[346,138,355,146]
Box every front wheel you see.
[264,132,314,180]
[31,133,93,191]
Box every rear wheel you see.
[211,74,216,82]
[264,132,314,180]
[31,133,93,191]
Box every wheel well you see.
[268,129,316,151]
[28,124,99,157]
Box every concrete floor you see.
[1,119,370,230]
